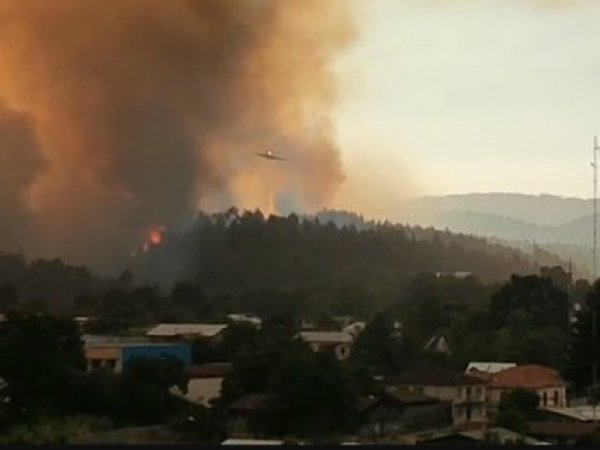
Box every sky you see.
[332,0,600,214]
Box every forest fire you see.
[132,226,166,256]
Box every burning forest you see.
[0,0,355,273]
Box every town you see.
[0,229,598,445]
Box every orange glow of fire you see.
[134,226,166,255]
[149,229,163,245]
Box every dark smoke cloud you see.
[0,0,354,272]
[0,101,46,253]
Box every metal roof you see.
[299,331,353,344]
[221,439,283,445]
[146,323,227,338]
[465,362,517,374]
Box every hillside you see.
[398,193,593,277]
[131,209,561,290]
[401,193,591,227]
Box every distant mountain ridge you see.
[402,193,592,227]
[395,193,594,277]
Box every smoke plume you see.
[0,0,354,272]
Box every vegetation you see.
[1,209,598,443]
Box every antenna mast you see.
[594,136,598,281]
[593,136,599,414]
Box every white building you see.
[298,331,354,360]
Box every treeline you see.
[134,208,549,289]
[0,208,563,314]
[0,254,108,313]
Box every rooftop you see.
[170,378,222,407]
[488,365,566,389]
[527,421,599,438]
[298,331,353,344]
[466,362,517,374]
[221,439,283,445]
[146,323,228,338]
[541,406,600,422]
[187,362,232,379]
[386,365,486,387]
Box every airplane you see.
[254,149,287,161]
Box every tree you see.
[568,280,600,390]
[118,357,188,425]
[350,313,411,376]
[0,284,17,312]
[489,275,570,331]
[496,389,540,434]
[498,389,540,419]
[0,313,86,422]
[264,352,358,439]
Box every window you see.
[466,386,472,399]
[466,406,472,421]
[542,391,548,406]
[553,390,559,406]
[106,359,117,371]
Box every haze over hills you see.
[400,193,592,227]
[395,193,594,277]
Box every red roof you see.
[488,365,566,389]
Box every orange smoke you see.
[0,1,355,272]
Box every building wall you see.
[309,342,351,360]
[401,385,487,425]
[488,386,566,408]
[121,344,192,368]
[85,347,121,372]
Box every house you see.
[298,331,354,360]
[343,322,367,339]
[384,365,487,426]
[227,314,262,328]
[146,323,228,342]
[358,388,452,441]
[423,334,451,356]
[485,364,567,408]
[83,335,192,372]
[465,362,517,378]
[170,363,232,407]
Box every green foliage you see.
[135,210,539,291]
[0,312,86,421]
[489,275,570,331]
[118,357,188,425]
[0,415,111,445]
[567,280,600,389]
[499,389,540,419]
[167,404,226,443]
[350,313,412,376]
[264,352,358,439]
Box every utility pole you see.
[592,136,599,420]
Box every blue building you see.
[83,335,192,372]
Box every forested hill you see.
[0,254,107,311]
[133,209,563,289]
